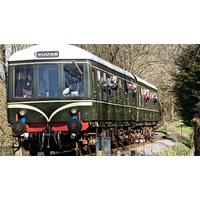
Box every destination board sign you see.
[36,51,59,58]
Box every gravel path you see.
[130,139,176,156]
[118,132,177,156]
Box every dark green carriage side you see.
[87,60,161,125]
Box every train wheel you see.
[44,149,51,156]
[29,133,39,156]
[29,149,38,156]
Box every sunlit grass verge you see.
[157,121,194,156]
[159,143,191,156]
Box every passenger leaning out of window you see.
[63,77,83,97]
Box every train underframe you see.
[15,121,158,156]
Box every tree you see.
[0,44,33,147]
[174,45,200,155]
[0,45,6,80]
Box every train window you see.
[110,75,118,103]
[124,81,129,105]
[107,75,118,89]
[102,72,108,101]
[14,65,34,98]
[103,73,106,83]
[96,70,102,100]
[153,93,158,105]
[137,86,141,107]
[116,79,121,104]
[97,70,101,81]
[149,91,154,109]
[120,80,125,104]
[126,83,137,106]
[92,68,97,99]
[63,63,84,97]
[132,84,137,106]
[140,88,145,108]
[141,88,151,108]
[124,81,129,94]
[38,64,59,97]
[107,75,113,101]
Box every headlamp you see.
[70,108,78,115]
[19,110,27,117]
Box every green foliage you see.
[163,144,191,156]
[174,45,200,124]
[178,135,191,148]
[158,121,193,155]
[158,121,193,136]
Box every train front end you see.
[7,45,96,155]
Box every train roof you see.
[9,44,157,90]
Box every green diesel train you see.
[7,45,161,155]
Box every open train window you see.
[97,70,101,82]
[107,74,118,102]
[14,65,34,98]
[102,72,108,101]
[132,84,137,106]
[126,82,137,106]
[117,79,122,104]
[63,63,84,97]
[152,92,158,106]
[38,64,59,97]
[96,70,102,100]
[141,87,151,108]
[120,79,125,104]
[91,68,98,99]
[140,88,145,108]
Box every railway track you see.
[49,131,174,156]
[111,131,169,156]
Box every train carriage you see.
[7,44,161,155]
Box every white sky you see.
[0,1,200,199]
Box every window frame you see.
[62,63,85,98]
[13,64,35,99]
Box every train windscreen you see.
[38,64,59,97]
[13,62,84,99]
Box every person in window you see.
[107,75,118,90]
[63,63,84,97]
[16,70,33,98]
[153,94,158,105]
[63,76,83,97]
[106,75,118,96]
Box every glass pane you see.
[63,63,84,97]
[92,68,97,99]
[97,70,102,100]
[15,65,33,98]
[38,64,59,97]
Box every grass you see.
[159,143,191,156]
[158,120,193,138]
[157,120,194,156]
